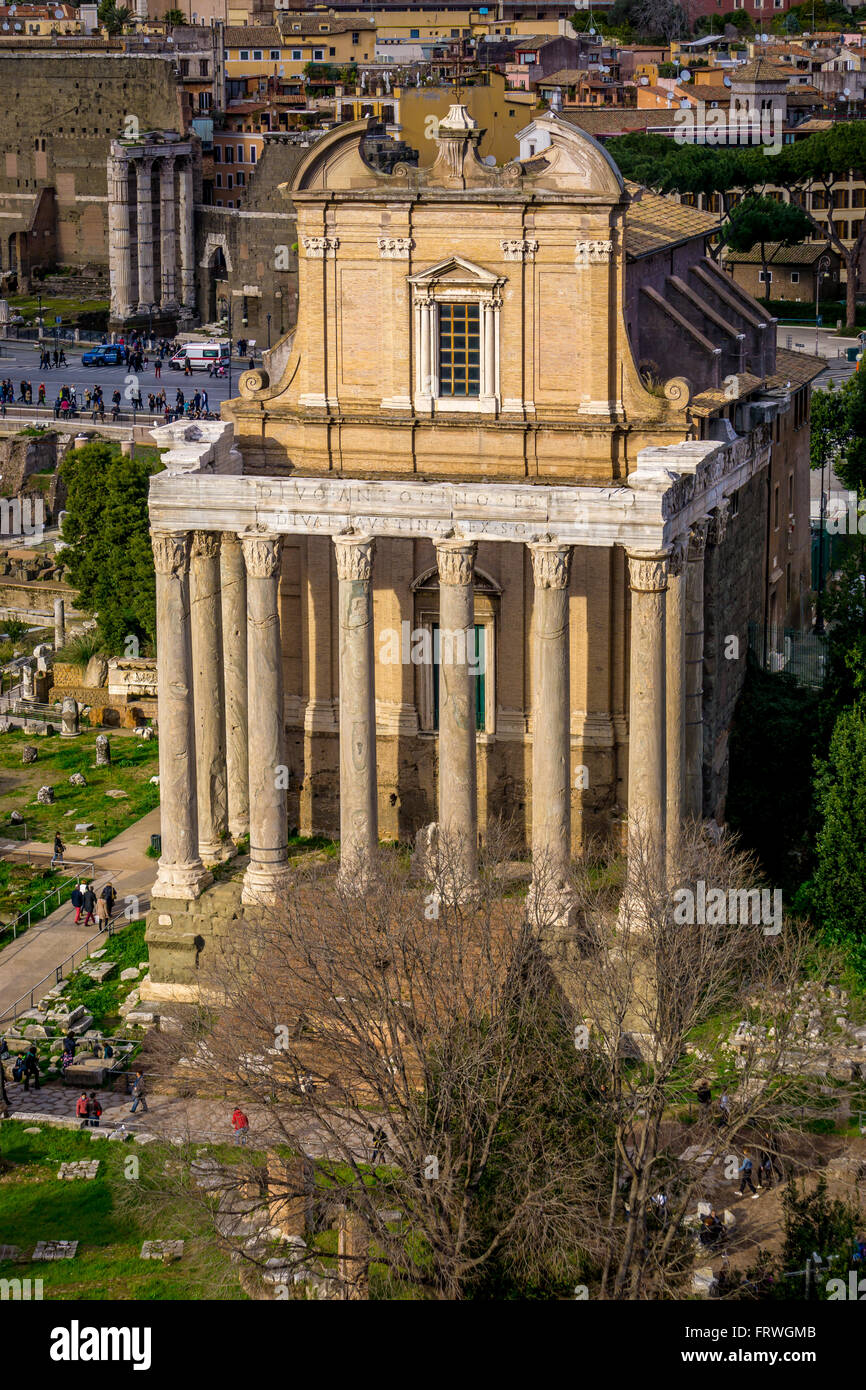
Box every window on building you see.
[292,49,302,59]
[250,146,257,163]
[314,48,324,60]
[431,625,487,731]
[410,28,419,37]
[790,270,799,283]
[213,145,222,162]
[225,147,234,162]
[237,145,244,161]
[787,472,794,516]
[785,562,792,603]
[758,270,773,283]
[773,483,780,529]
[227,173,233,189]
[329,46,335,55]
[352,31,359,42]
[199,92,211,112]
[216,172,222,186]
[731,489,740,518]
[270,49,280,60]
[200,60,209,76]
[240,49,249,60]
[180,59,190,76]
[253,50,262,60]
[236,170,245,186]
[438,303,480,397]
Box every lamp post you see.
[814,253,831,355]
[227,296,233,400]
[267,311,271,349]
[275,288,283,336]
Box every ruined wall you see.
[0,54,185,273]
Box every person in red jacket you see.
[231,1106,250,1146]
[75,1092,90,1126]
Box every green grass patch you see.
[0,729,160,845]
[62,920,147,1033]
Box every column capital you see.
[137,155,154,176]
[687,518,710,561]
[220,530,243,554]
[190,530,221,562]
[241,529,282,578]
[334,531,376,583]
[152,531,190,576]
[626,548,670,594]
[435,536,477,586]
[707,498,731,547]
[529,538,573,590]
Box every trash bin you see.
[847,346,859,362]
[150,833,162,856]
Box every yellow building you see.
[224,15,376,83]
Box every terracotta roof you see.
[278,13,375,35]
[224,25,282,47]
[766,347,827,389]
[558,107,683,134]
[537,69,584,86]
[680,85,732,104]
[794,117,834,131]
[731,58,791,83]
[689,373,763,415]
[724,239,839,267]
[625,183,721,258]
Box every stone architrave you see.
[434,537,478,897]
[334,533,377,888]
[241,530,291,906]
[220,532,249,839]
[150,532,210,899]
[685,520,709,820]
[626,549,670,865]
[528,540,573,924]
[665,538,687,863]
[190,531,232,863]
[135,157,155,313]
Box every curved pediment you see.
[291,120,383,192]
[521,113,626,198]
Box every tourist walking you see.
[737,1150,759,1198]
[51,830,65,868]
[95,893,109,931]
[22,1045,40,1091]
[88,1092,103,1128]
[76,1092,90,1126]
[100,881,116,923]
[231,1106,250,1145]
[129,1071,148,1113]
[81,883,97,926]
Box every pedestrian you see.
[51,830,65,869]
[371,1126,387,1164]
[231,1105,250,1145]
[129,1071,148,1113]
[758,1146,783,1188]
[154,358,161,379]
[37,383,45,406]
[201,390,209,413]
[76,1091,90,1127]
[71,881,83,922]
[63,1031,76,1060]
[737,1150,759,1198]
[718,1090,731,1125]
[100,881,116,922]
[95,893,109,932]
[88,1092,103,1128]
[52,349,58,367]
[22,1044,40,1091]
[81,883,97,926]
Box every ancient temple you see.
[143,109,819,999]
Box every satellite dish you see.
[640,75,649,85]
[13,21,21,30]
[844,86,851,95]
[680,67,692,80]
[761,33,769,42]
[1,22,8,30]
[723,75,732,86]
[483,154,496,165]
[589,25,596,34]
[54,6,63,16]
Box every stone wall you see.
[0,433,55,495]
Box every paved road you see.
[0,806,160,1022]
[0,342,244,412]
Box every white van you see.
[169,341,230,371]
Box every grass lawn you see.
[7,293,109,324]
[0,860,63,920]
[0,1122,246,1300]
[0,729,159,846]
[62,920,148,1033]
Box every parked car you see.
[81,345,125,367]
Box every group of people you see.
[75,1091,104,1126]
[70,877,117,930]
[38,347,68,370]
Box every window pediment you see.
[407,255,504,291]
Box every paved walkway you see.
[4,1081,373,1158]
[0,806,161,1022]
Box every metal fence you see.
[747,622,828,688]
[0,859,96,947]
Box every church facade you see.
[143,109,818,998]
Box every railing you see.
[0,859,96,946]
[747,622,828,689]
[0,909,119,1025]
[0,695,65,717]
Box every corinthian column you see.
[528,539,573,923]
[108,149,133,320]
[151,532,211,899]
[221,532,249,839]
[241,530,290,906]
[665,538,687,864]
[135,156,155,313]
[685,520,709,820]
[435,537,478,897]
[178,157,196,314]
[190,531,232,863]
[334,532,378,887]
[159,155,177,310]
[626,548,670,865]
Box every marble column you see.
[529,540,573,920]
[684,520,709,820]
[626,548,670,864]
[334,532,378,886]
[665,538,687,864]
[135,156,155,313]
[435,537,478,896]
[108,152,133,320]
[241,530,290,906]
[221,532,249,839]
[178,158,196,314]
[53,596,65,651]
[190,530,232,863]
[159,155,178,311]
[151,532,211,899]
